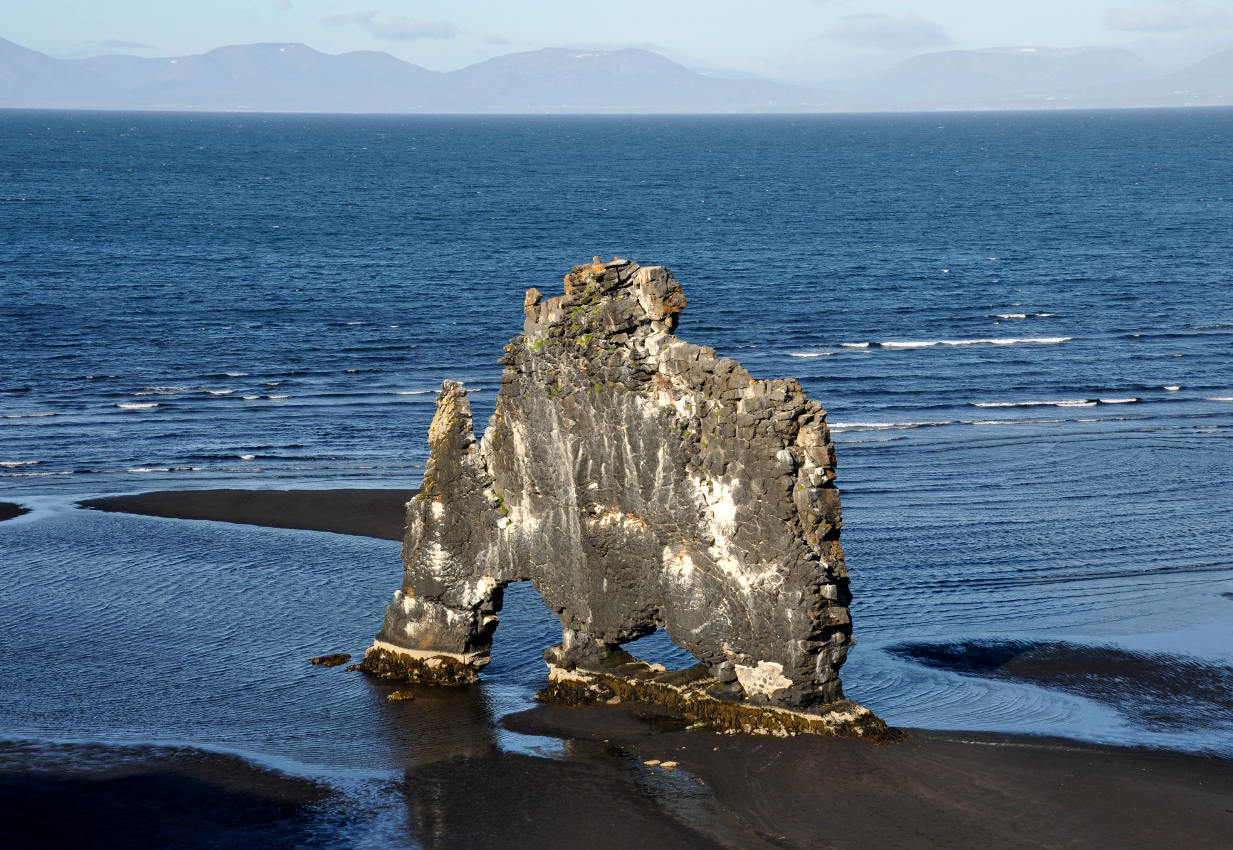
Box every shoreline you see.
[46,487,1233,846]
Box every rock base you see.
[355,644,480,686]
[536,661,901,741]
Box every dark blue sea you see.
[2,108,1232,845]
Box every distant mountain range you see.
[1,37,1230,113]
[849,46,1232,110]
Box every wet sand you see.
[0,502,29,522]
[0,741,342,850]
[62,489,1233,848]
[504,704,1233,850]
[80,488,416,540]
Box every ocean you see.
[2,108,1232,844]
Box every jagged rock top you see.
[522,256,686,342]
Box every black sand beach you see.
[50,489,1233,848]
[0,741,342,850]
[80,488,415,540]
[504,704,1233,850]
[0,502,29,522]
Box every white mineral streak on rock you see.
[670,394,695,418]
[459,575,497,608]
[734,661,794,697]
[395,589,415,614]
[663,543,697,584]
[693,474,779,592]
[426,541,453,574]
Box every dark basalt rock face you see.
[361,258,884,733]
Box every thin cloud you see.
[1106,2,1233,31]
[274,0,293,11]
[322,11,459,41]
[483,33,511,46]
[823,13,951,50]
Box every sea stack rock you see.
[360,257,889,738]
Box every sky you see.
[7,1,1233,80]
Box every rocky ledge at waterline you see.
[360,257,892,739]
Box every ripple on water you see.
[888,639,1233,735]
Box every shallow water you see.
[2,108,1232,843]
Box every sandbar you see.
[79,488,416,540]
[0,502,29,522]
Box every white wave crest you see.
[787,351,831,358]
[830,420,952,432]
[1,412,55,419]
[0,460,40,468]
[880,340,937,349]
[393,390,434,396]
[116,403,159,409]
[1098,397,1139,404]
[136,386,194,395]
[206,390,234,396]
[972,399,1089,409]
[1206,397,1233,402]
[1164,386,1181,392]
[839,342,870,348]
[882,337,1071,349]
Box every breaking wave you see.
[971,398,1136,409]
[880,337,1072,349]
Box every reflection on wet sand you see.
[400,738,742,850]
[365,675,506,766]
